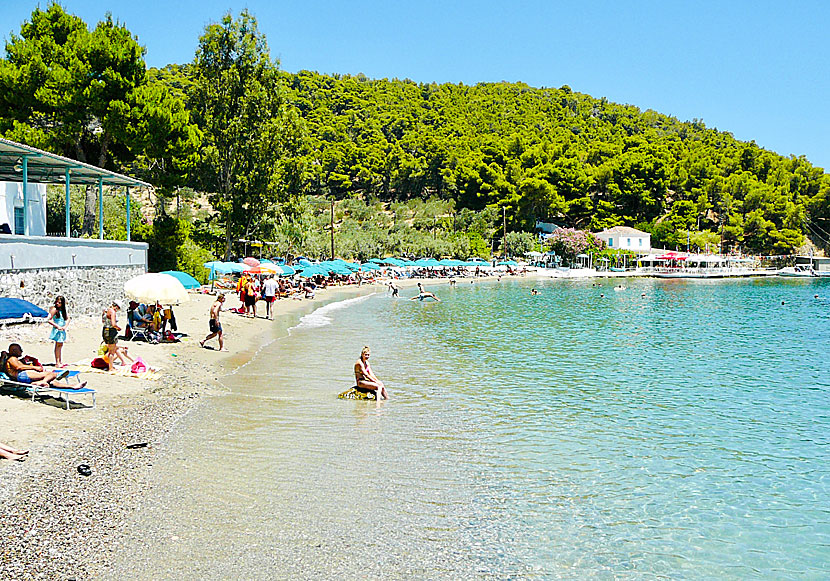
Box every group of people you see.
[126,301,176,343]
[236,274,310,319]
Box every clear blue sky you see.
[4,0,829,171]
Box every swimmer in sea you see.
[354,346,388,400]
[531,288,539,295]
[411,282,441,302]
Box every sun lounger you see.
[0,371,96,410]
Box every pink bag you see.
[131,357,147,374]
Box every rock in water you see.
[338,387,377,400]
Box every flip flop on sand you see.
[54,370,71,382]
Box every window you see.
[639,238,643,246]
[626,238,631,246]
[608,238,613,247]
[14,207,24,235]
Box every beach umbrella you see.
[204,261,245,274]
[360,262,381,271]
[278,264,296,276]
[256,263,281,274]
[0,298,49,322]
[125,273,189,305]
[242,257,260,267]
[438,259,456,266]
[160,270,201,290]
[498,260,519,266]
[297,258,313,267]
[259,259,273,264]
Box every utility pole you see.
[503,206,507,258]
[330,198,335,260]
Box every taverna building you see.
[0,137,150,314]
[596,226,651,252]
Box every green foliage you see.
[501,231,538,256]
[190,10,305,259]
[6,6,830,263]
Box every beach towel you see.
[73,359,162,381]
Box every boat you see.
[777,266,817,277]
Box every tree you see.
[0,4,198,233]
[190,10,305,258]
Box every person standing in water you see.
[354,346,388,400]
[411,282,440,302]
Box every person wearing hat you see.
[101,301,122,371]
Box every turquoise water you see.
[112,278,830,579]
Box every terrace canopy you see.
[0,137,151,240]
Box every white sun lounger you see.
[0,372,96,410]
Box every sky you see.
[3,0,829,170]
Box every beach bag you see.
[131,357,147,374]
[91,357,108,369]
[20,355,40,367]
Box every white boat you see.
[777,266,816,277]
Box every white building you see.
[596,226,651,252]
[1,180,46,236]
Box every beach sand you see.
[0,274,507,579]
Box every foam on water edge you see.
[290,293,375,331]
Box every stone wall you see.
[0,265,145,316]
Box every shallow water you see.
[110,278,830,579]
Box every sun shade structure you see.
[160,270,201,289]
[0,137,151,240]
[125,273,189,305]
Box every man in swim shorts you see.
[354,346,388,400]
[411,282,440,302]
[2,343,87,390]
[200,294,227,351]
[263,275,278,319]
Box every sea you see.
[108,276,830,580]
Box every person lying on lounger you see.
[2,343,87,390]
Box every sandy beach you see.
[0,274,498,579]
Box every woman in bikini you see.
[354,346,388,400]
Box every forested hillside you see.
[3,5,830,276]
[278,70,830,254]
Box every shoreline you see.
[0,273,504,578]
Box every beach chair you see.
[127,324,150,342]
[0,371,96,410]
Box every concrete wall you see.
[0,265,145,316]
[0,235,147,270]
[0,181,46,236]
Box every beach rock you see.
[337,387,376,400]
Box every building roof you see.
[0,137,151,188]
[596,226,650,237]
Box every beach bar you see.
[0,137,150,314]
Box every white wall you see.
[607,234,651,251]
[0,235,147,270]
[0,181,47,236]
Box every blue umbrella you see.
[498,260,519,266]
[278,264,296,276]
[376,257,405,267]
[360,262,381,271]
[0,298,48,321]
[160,270,201,289]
